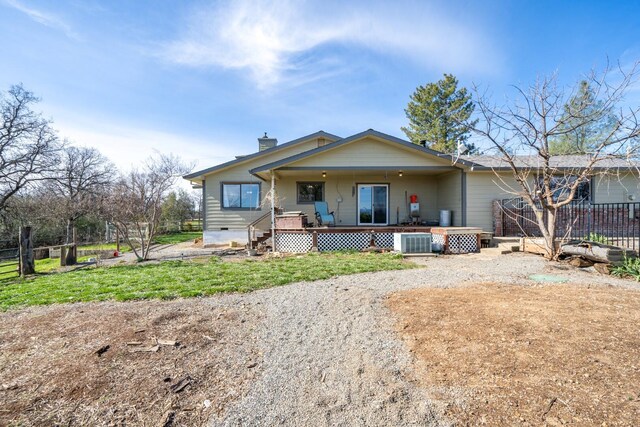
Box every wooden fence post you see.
[19,226,35,276]
[65,227,78,265]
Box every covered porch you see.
[257,167,466,229]
[247,131,477,253]
[250,168,477,254]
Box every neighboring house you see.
[184,129,640,248]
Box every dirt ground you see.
[0,298,261,426]
[387,283,640,426]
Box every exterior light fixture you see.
[398,170,403,177]
[322,171,327,178]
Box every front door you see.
[358,184,389,225]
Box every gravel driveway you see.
[209,252,635,426]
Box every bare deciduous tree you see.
[46,146,115,244]
[0,84,60,215]
[106,153,192,260]
[472,62,640,259]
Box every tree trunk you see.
[531,207,554,259]
[65,226,77,265]
[19,226,35,275]
[66,218,73,244]
[113,222,140,260]
[545,208,557,259]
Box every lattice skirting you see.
[433,233,478,254]
[275,233,313,253]
[374,233,394,249]
[432,234,445,250]
[275,232,395,253]
[317,232,394,251]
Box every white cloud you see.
[49,113,243,182]
[162,0,501,89]
[3,0,79,39]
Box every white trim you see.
[357,184,389,226]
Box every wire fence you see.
[0,247,19,279]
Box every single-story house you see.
[184,129,640,251]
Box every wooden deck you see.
[275,226,434,234]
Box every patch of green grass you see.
[0,252,415,310]
[34,256,93,273]
[611,256,640,281]
[0,256,96,285]
[78,243,133,253]
[153,232,202,245]
[0,260,19,280]
[77,230,200,252]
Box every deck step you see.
[250,231,272,248]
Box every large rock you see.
[568,257,594,268]
[593,263,612,275]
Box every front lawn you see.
[76,230,201,251]
[34,256,100,273]
[0,252,414,310]
[153,231,201,245]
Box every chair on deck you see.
[314,201,335,226]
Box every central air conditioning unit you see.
[393,233,432,254]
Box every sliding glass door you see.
[358,184,388,225]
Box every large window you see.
[222,183,260,209]
[297,182,324,204]
[538,176,591,202]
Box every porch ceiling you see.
[254,166,459,180]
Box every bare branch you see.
[471,61,640,258]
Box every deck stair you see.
[247,208,282,250]
[250,230,272,249]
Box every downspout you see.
[201,179,206,231]
[461,169,467,226]
[271,170,276,252]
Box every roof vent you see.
[317,137,329,147]
[258,132,278,151]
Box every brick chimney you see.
[258,132,278,151]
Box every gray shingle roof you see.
[183,130,342,180]
[460,154,639,170]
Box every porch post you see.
[271,170,277,252]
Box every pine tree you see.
[401,74,477,154]
[549,81,617,155]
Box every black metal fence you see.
[499,199,640,252]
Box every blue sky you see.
[1,0,639,173]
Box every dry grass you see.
[387,283,640,426]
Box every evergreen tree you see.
[402,74,478,154]
[161,189,195,226]
[549,80,617,155]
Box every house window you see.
[222,183,260,209]
[538,176,591,202]
[297,182,324,204]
